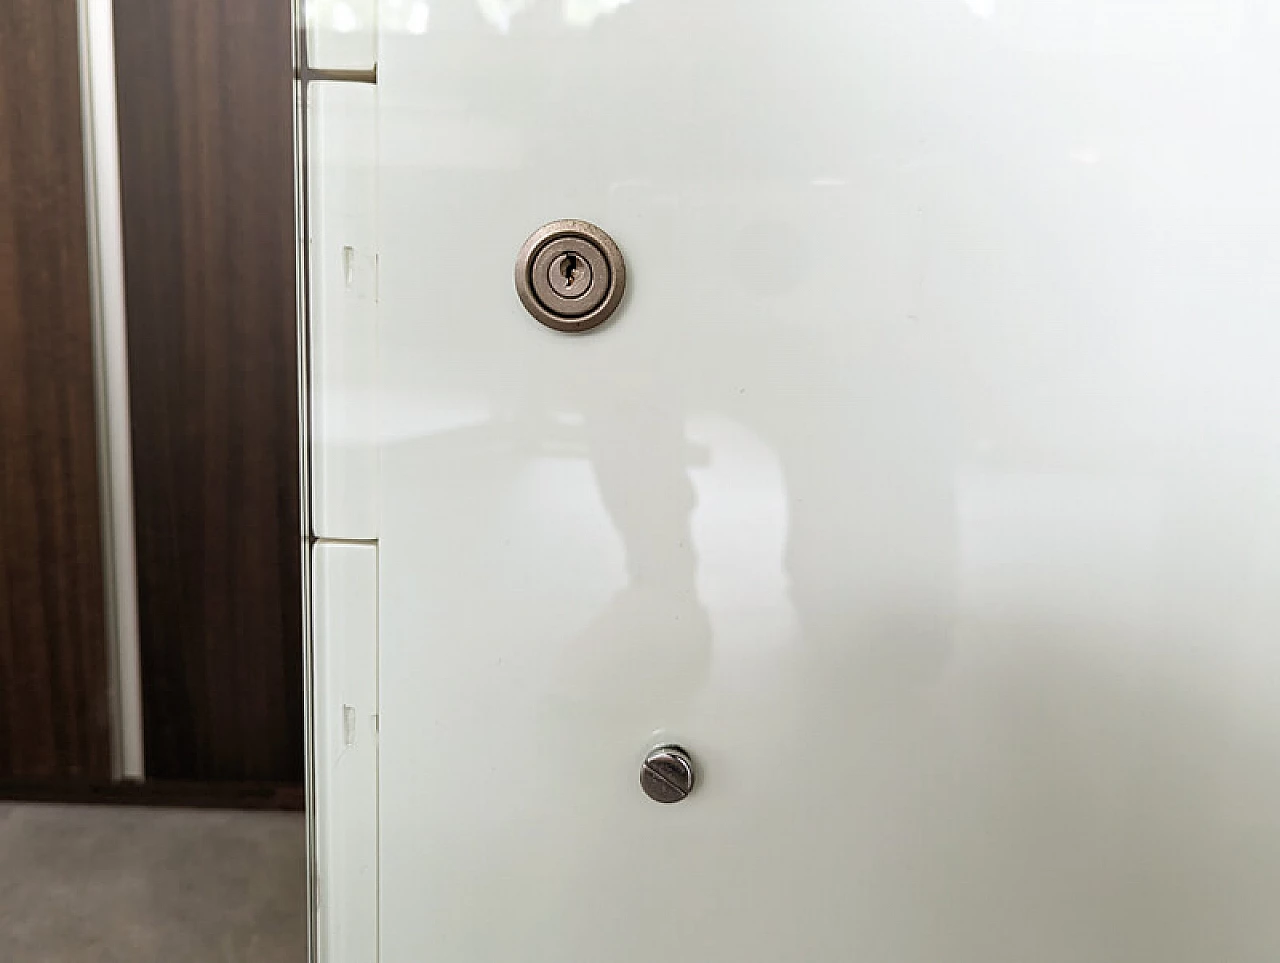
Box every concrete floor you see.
[0,803,306,962]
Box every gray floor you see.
[0,803,306,962]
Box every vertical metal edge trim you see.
[76,0,145,782]
[293,3,320,961]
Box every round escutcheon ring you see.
[514,219,627,333]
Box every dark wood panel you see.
[0,0,112,781]
[113,0,303,782]
[0,778,303,811]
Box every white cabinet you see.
[311,2,1280,959]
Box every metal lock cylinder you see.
[514,219,626,333]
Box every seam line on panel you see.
[374,540,381,962]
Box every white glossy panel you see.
[369,2,1280,961]
[309,82,379,539]
[306,0,377,71]
[312,542,379,963]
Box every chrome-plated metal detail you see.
[529,236,610,318]
[640,745,696,804]
[78,0,145,781]
[299,65,378,85]
[515,219,626,333]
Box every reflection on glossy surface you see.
[306,0,375,68]
[470,0,634,32]
[405,2,430,34]
[331,0,1280,959]
[562,0,633,28]
[473,0,532,33]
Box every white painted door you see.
[311,2,1280,960]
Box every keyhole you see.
[515,219,625,330]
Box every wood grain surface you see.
[113,0,303,782]
[0,0,112,781]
